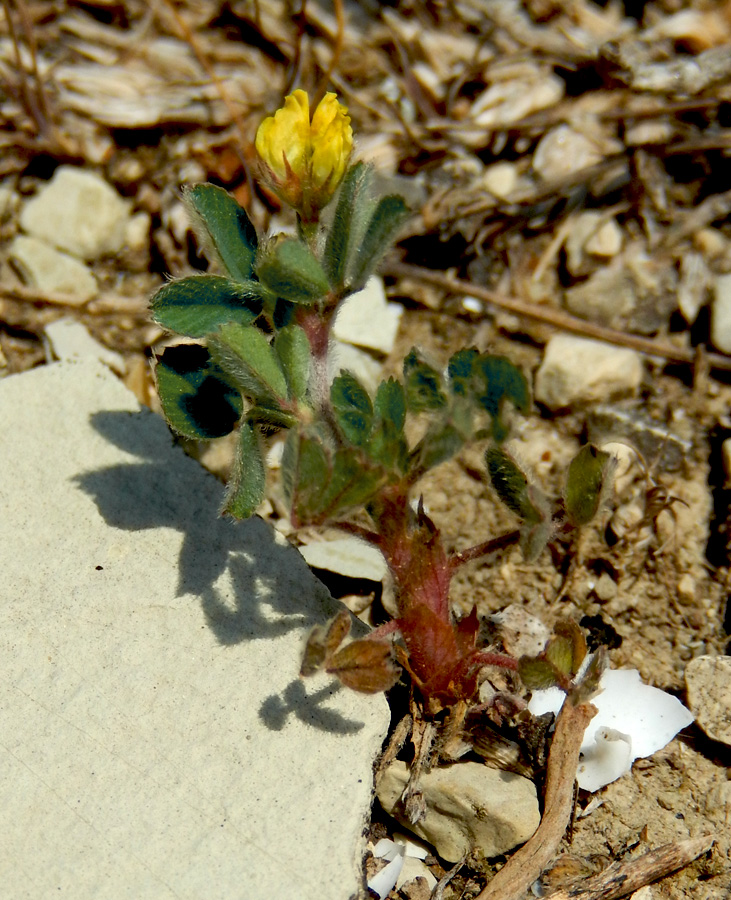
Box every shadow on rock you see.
[75,410,334,644]
[259,679,364,734]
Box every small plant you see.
[150,90,618,716]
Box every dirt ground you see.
[2,1,730,897]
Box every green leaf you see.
[408,423,464,479]
[349,194,410,289]
[246,404,297,430]
[471,355,530,441]
[150,275,263,338]
[370,378,408,469]
[223,420,266,519]
[209,323,288,402]
[403,349,447,411]
[323,162,372,289]
[293,435,331,519]
[565,444,615,526]
[519,519,553,563]
[256,238,330,304]
[326,455,384,514]
[485,448,542,523]
[331,372,374,447]
[447,348,479,398]
[518,656,561,691]
[155,344,242,440]
[274,325,311,403]
[184,184,258,283]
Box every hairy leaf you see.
[471,355,530,441]
[349,194,410,290]
[150,275,263,338]
[403,349,446,412]
[223,420,266,518]
[323,162,372,288]
[209,322,288,402]
[518,656,561,691]
[184,184,258,283]
[565,443,615,526]
[155,344,242,440]
[370,378,408,470]
[274,325,311,403]
[256,237,330,304]
[485,448,541,522]
[331,371,374,447]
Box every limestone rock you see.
[9,235,97,303]
[299,538,388,583]
[44,317,125,373]
[0,359,389,899]
[711,272,731,354]
[20,166,132,260]
[333,276,403,355]
[533,125,604,181]
[685,655,731,745]
[377,760,539,862]
[534,335,643,410]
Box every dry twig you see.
[386,262,731,373]
[544,834,715,900]
[474,700,597,900]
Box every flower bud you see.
[255,90,353,222]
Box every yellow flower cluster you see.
[255,90,353,222]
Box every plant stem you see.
[449,529,521,570]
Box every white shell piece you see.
[529,668,694,791]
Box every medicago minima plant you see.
[150,90,615,714]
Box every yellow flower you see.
[255,90,353,221]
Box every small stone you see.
[585,219,623,258]
[533,125,603,182]
[685,655,731,745]
[482,162,518,199]
[594,572,618,602]
[694,228,728,259]
[332,277,403,355]
[722,438,731,484]
[565,262,637,326]
[0,182,20,220]
[376,760,540,863]
[534,335,643,410]
[299,538,388,583]
[329,340,383,394]
[677,252,710,325]
[20,166,132,260]
[676,573,696,604]
[9,235,97,303]
[711,273,731,354]
[44,318,125,374]
[124,211,151,253]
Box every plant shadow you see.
[74,409,364,734]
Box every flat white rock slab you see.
[0,360,389,899]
